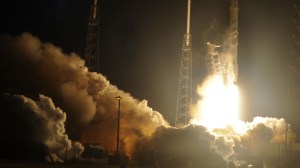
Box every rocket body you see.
[187,0,191,34]
[92,0,98,21]
[229,0,238,84]
[230,0,238,34]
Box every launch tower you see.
[85,0,100,72]
[206,42,223,80]
[175,0,193,127]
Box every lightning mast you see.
[85,0,100,72]
[175,0,192,127]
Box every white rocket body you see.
[230,0,239,84]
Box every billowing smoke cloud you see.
[131,125,225,167]
[0,33,108,137]
[0,33,169,160]
[0,94,83,161]
[131,117,296,167]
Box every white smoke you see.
[13,94,84,162]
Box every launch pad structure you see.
[175,0,239,127]
[175,0,193,127]
[206,42,223,80]
[85,0,100,73]
[205,0,238,85]
[84,0,238,128]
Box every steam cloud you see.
[0,94,84,161]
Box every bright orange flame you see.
[192,75,245,133]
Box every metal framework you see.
[206,42,223,79]
[85,0,100,73]
[175,0,192,127]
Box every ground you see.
[0,160,124,168]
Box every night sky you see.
[0,0,295,130]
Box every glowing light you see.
[192,75,245,133]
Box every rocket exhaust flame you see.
[191,75,242,132]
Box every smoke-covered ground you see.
[0,33,296,167]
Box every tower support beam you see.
[206,42,223,79]
[175,0,193,127]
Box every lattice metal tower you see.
[175,0,193,127]
[206,42,223,80]
[85,0,100,72]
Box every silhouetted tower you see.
[85,0,100,72]
[175,0,192,127]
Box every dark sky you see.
[0,0,296,129]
